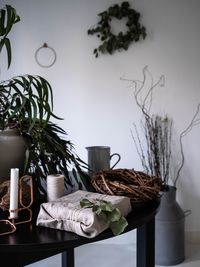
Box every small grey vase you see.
[155,185,185,266]
[0,128,27,183]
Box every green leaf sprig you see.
[80,198,128,236]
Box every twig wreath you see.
[88,1,146,57]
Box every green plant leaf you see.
[5,5,19,36]
[80,198,128,236]
[71,168,82,189]
[0,5,20,68]
[0,37,11,68]
[109,216,128,236]
[0,74,61,130]
[107,207,121,222]
[94,208,107,220]
[80,198,94,208]
[0,9,6,36]
[99,200,113,212]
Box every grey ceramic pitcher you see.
[86,146,121,175]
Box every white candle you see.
[9,168,19,219]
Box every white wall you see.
[1,0,200,233]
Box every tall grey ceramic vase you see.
[155,185,185,266]
[0,128,27,183]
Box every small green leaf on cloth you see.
[80,198,128,236]
[107,207,121,222]
[110,216,128,236]
[99,200,114,212]
[80,198,94,208]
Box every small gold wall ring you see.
[35,43,56,68]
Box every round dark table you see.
[0,200,160,267]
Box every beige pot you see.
[0,128,27,183]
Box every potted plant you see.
[122,66,200,265]
[0,4,91,199]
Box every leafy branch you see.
[80,198,128,236]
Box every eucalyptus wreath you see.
[88,1,146,57]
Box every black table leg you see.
[62,248,75,267]
[1,254,23,267]
[136,217,155,267]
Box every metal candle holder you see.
[0,175,33,236]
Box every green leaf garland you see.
[88,1,146,57]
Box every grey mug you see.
[86,146,121,175]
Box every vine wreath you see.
[88,1,146,57]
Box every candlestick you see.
[9,168,19,219]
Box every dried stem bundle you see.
[121,66,200,188]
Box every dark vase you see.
[155,185,185,266]
[0,128,27,183]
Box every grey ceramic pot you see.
[0,128,27,183]
[155,185,185,266]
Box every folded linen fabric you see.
[36,190,132,238]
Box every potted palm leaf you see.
[0,4,91,199]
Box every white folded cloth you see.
[36,190,132,238]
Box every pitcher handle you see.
[110,153,121,169]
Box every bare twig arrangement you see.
[121,66,200,188]
[131,115,172,186]
[174,103,200,186]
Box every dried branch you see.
[122,66,200,188]
[174,104,200,186]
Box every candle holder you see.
[0,175,33,236]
